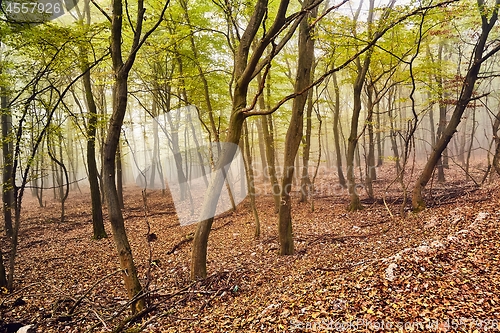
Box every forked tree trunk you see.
[191,0,295,279]
[101,0,165,313]
[412,0,500,211]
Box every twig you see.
[200,286,232,311]
[0,282,41,307]
[166,233,194,255]
[68,269,124,314]
[91,309,109,331]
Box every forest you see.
[1,0,500,331]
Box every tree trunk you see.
[256,118,268,181]
[1,81,14,237]
[243,121,260,238]
[116,141,124,209]
[0,247,6,288]
[103,74,144,314]
[300,88,313,202]
[412,1,500,211]
[347,0,376,211]
[191,0,296,279]
[376,102,383,167]
[262,113,280,212]
[492,109,500,176]
[332,72,346,187]
[278,0,317,255]
[82,58,107,239]
[101,0,159,313]
[190,113,245,279]
[365,82,376,199]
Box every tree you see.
[331,72,347,187]
[77,0,107,239]
[191,0,316,279]
[1,63,14,237]
[412,0,500,212]
[102,0,169,313]
[346,0,377,211]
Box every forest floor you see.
[1,164,500,333]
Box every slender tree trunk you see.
[256,118,268,180]
[243,121,260,238]
[82,57,107,239]
[116,141,124,209]
[262,113,280,212]
[278,0,317,255]
[365,83,376,199]
[0,75,11,286]
[0,247,6,288]
[1,81,13,237]
[347,0,378,211]
[300,88,313,202]
[376,102,383,167]
[492,107,500,176]
[179,0,220,143]
[465,106,476,180]
[332,72,346,187]
[263,73,280,203]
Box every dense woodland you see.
[1,0,500,331]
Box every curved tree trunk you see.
[278,0,317,255]
[103,73,145,314]
[101,0,167,313]
[412,0,500,211]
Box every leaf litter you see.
[1,167,499,332]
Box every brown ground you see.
[1,165,499,332]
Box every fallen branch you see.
[111,305,156,333]
[166,232,194,254]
